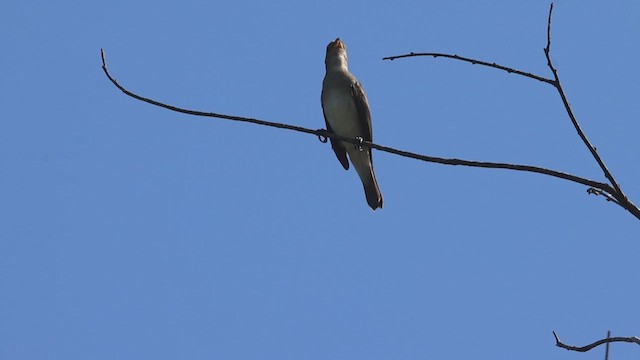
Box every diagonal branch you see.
[543,3,627,203]
[100,49,617,201]
[100,50,320,138]
[553,331,640,353]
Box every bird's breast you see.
[322,88,360,138]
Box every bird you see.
[321,38,383,210]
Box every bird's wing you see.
[350,80,373,143]
[321,90,350,170]
[350,80,375,162]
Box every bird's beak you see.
[328,38,346,51]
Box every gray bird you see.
[321,38,383,210]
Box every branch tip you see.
[381,52,555,84]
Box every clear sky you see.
[1,1,639,359]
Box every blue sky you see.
[2,1,639,359]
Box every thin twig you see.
[100,49,616,196]
[605,330,611,360]
[553,331,640,353]
[383,52,555,85]
[100,50,320,137]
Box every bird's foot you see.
[317,129,330,143]
[354,136,364,151]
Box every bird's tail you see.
[349,148,383,211]
[363,171,383,211]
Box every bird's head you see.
[325,38,348,70]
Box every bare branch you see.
[380,3,640,220]
[605,330,611,360]
[371,143,614,191]
[543,3,627,204]
[383,52,555,85]
[553,331,640,353]
[545,3,553,61]
[100,50,320,138]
